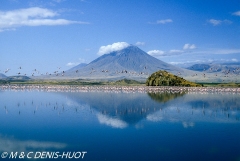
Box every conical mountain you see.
[66,45,193,80]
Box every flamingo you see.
[5,69,10,73]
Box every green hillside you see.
[146,70,201,87]
[114,79,142,85]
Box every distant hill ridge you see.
[186,63,240,74]
[186,64,211,71]
[5,76,31,81]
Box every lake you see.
[0,85,240,161]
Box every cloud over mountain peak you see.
[97,42,130,55]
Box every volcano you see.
[65,45,194,80]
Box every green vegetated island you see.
[146,70,201,87]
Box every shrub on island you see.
[146,70,201,87]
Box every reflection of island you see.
[148,92,186,103]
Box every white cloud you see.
[0,28,16,32]
[208,19,222,26]
[97,42,130,55]
[183,44,196,50]
[0,7,89,31]
[216,49,240,54]
[66,58,87,66]
[233,11,240,16]
[169,59,204,65]
[156,19,173,24]
[66,62,78,66]
[219,58,237,63]
[147,50,165,56]
[169,49,184,54]
[198,49,240,55]
[135,41,145,46]
[148,44,196,58]
[148,49,185,57]
[223,19,232,24]
[79,58,87,63]
[207,19,232,26]
[97,113,128,129]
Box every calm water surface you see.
[0,87,240,161]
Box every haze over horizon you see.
[0,0,240,76]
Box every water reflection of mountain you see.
[63,92,185,125]
[1,90,240,130]
[64,92,240,128]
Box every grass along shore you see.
[0,78,240,87]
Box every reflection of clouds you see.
[146,110,196,128]
[135,123,144,129]
[146,115,163,122]
[66,99,79,107]
[0,135,67,152]
[146,105,183,123]
[146,103,240,128]
[66,99,89,109]
[182,122,195,128]
[97,113,128,129]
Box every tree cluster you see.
[146,70,201,87]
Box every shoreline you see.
[1,84,240,93]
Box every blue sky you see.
[0,0,240,76]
